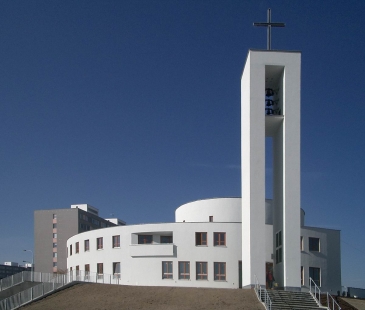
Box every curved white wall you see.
[175,198,241,222]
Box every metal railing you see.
[326,292,341,310]
[254,274,271,310]
[309,277,341,310]
[0,270,125,310]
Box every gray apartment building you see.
[34,204,125,273]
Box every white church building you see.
[66,50,341,293]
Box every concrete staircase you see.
[265,290,325,310]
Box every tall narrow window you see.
[178,262,190,280]
[196,262,208,280]
[97,263,103,278]
[85,264,90,278]
[309,237,320,252]
[214,262,226,281]
[275,231,283,264]
[195,232,207,246]
[214,232,226,246]
[209,216,213,222]
[84,239,90,251]
[309,267,320,287]
[70,245,72,256]
[300,236,304,251]
[301,266,304,286]
[162,261,173,279]
[113,262,121,279]
[76,242,79,253]
[97,237,103,250]
[112,235,120,248]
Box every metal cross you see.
[253,8,285,50]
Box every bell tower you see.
[241,50,301,290]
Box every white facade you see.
[67,198,341,292]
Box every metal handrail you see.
[326,292,341,310]
[309,277,322,307]
[254,274,271,310]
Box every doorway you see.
[266,262,273,289]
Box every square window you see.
[309,267,321,287]
[195,232,207,246]
[97,237,103,250]
[162,261,173,279]
[214,232,226,246]
[309,237,320,252]
[76,242,79,253]
[138,235,153,244]
[84,239,90,251]
[214,262,226,281]
[196,262,208,280]
[113,262,121,278]
[178,262,190,280]
[160,235,173,243]
[112,235,120,248]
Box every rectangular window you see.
[300,236,304,251]
[85,264,90,278]
[276,231,282,247]
[97,263,103,275]
[53,223,57,229]
[112,235,120,248]
[160,235,173,244]
[162,261,173,279]
[309,267,321,287]
[138,235,153,244]
[214,232,226,246]
[53,214,57,219]
[53,233,57,238]
[97,237,103,250]
[276,247,282,264]
[53,252,57,258]
[301,266,304,286]
[178,262,190,280]
[214,262,226,281]
[195,232,207,246]
[209,216,213,222]
[84,239,90,251]
[196,262,208,280]
[113,262,121,278]
[53,262,57,267]
[53,243,57,248]
[309,237,320,252]
[76,242,79,253]
[70,244,72,256]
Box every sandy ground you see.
[340,297,365,310]
[20,283,265,310]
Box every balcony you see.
[129,244,174,257]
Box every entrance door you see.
[266,262,273,289]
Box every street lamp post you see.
[23,249,34,281]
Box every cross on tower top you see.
[253,8,285,50]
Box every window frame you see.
[138,235,153,244]
[214,232,226,246]
[160,235,173,244]
[196,262,208,280]
[178,261,190,280]
[75,242,79,254]
[97,237,103,250]
[84,239,90,252]
[309,237,320,252]
[162,261,173,279]
[112,235,120,248]
[195,232,207,246]
[309,267,321,287]
[113,262,121,279]
[214,262,226,281]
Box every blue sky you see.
[0,0,364,288]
